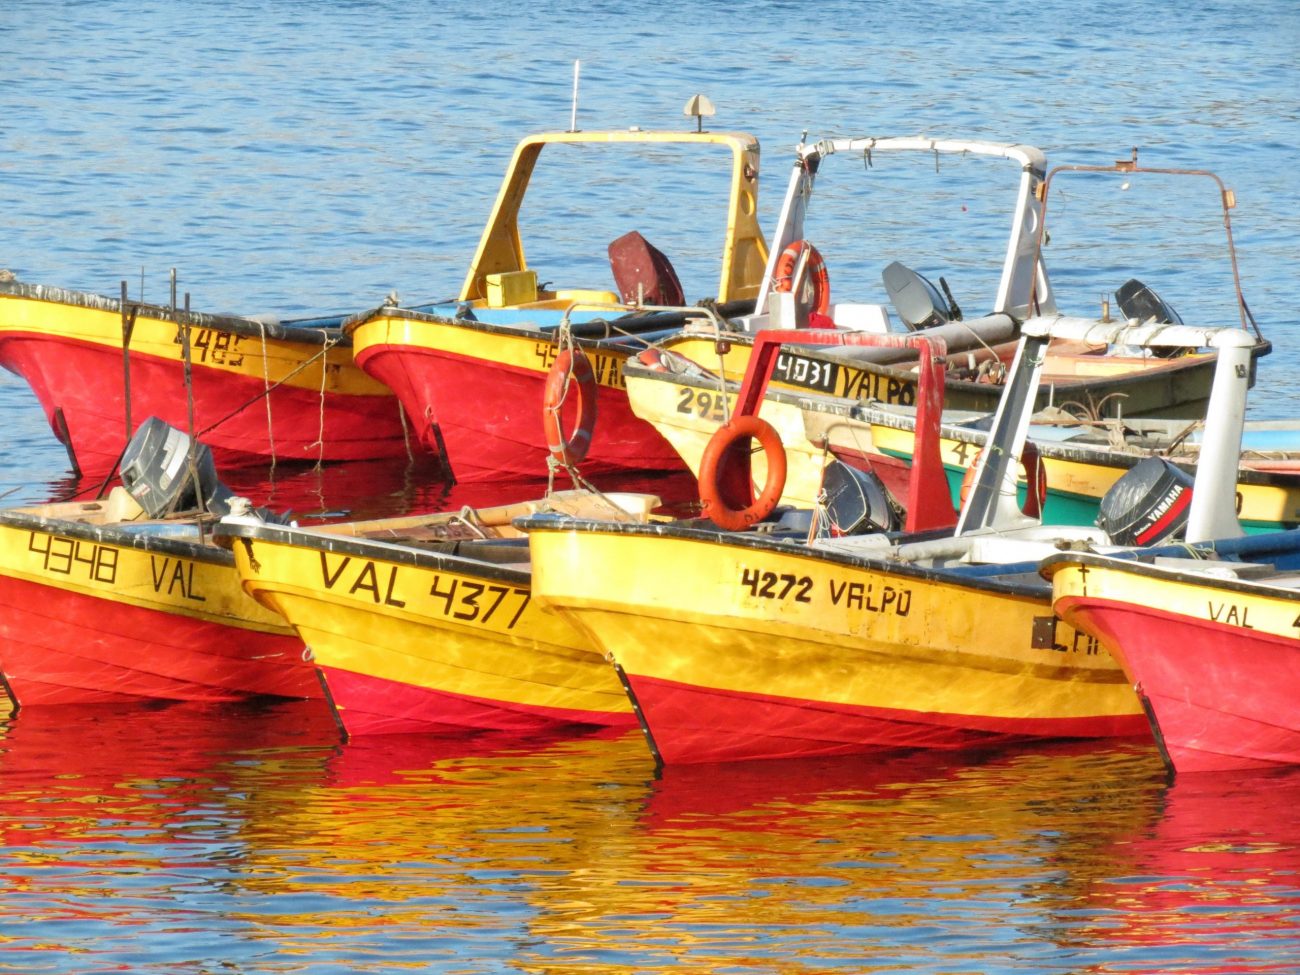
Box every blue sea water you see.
[1,0,1299,971]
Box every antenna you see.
[569,60,581,132]
[683,94,715,133]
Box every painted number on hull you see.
[772,352,837,394]
[676,387,728,423]
[533,343,625,389]
[175,328,245,367]
[429,575,530,628]
[741,567,813,602]
[738,567,913,615]
[28,533,118,584]
[320,553,530,629]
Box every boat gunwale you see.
[0,508,232,564]
[865,405,1300,489]
[1041,546,1300,600]
[343,301,755,346]
[634,333,1270,404]
[0,279,359,347]
[517,515,1051,598]
[214,519,533,586]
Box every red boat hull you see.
[0,575,319,706]
[1056,595,1300,773]
[319,665,640,737]
[355,342,686,482]
[0,332,410,472]
[623,671,1146,765]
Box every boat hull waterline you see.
[0,514,316,706]
[226,524,637,736]
[528,523,1146,765]
[1049,556,1300,774]
[0,283,410,472]
[351,313,688,482]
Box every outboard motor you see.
[1116,278,1184,326]
[882,261,953,331]
[1116,279,1188,358]
[1096,456,1194,546]
[119,417,234,518]
[814,460,902,537]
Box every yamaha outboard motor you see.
[1096,456,1194,546]
[815,460,902,537]
[119,417,234,518]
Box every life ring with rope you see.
[773,239,832,320]
[959,440,1048,519]
[698,415,787,531]
[542,346,598,466]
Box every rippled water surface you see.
[2,1,1299,971]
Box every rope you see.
[197,330,340,446]
[307,332,330,470]
[257,321,276,472]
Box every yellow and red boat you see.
[524,309,1261,765]
[346,124,770,482]
[0,459,316,707]
[1044,537,1300,774]
[815,405,1300,533]
[0,278,410,476]
[217,489,657,737]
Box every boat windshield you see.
[509,140,745,304]
[787,148,1026,319]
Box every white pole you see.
[570,60,581,132]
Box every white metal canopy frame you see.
[754,135,1056,323]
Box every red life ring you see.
[773,239,831,318]
[698,415,787,531]
[542,347,598,466]
[959,441,1048,518]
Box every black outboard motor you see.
[815,460,902,537]
[1116,278,1184,327]
[119,417,234,518]
[882,261,952,331]
[1096,456,1194,546]
[1116,279,1188,358]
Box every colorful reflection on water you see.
[1,698,1296,973]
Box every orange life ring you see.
[698,415,787,531]
[773,240,831,317]
[959,441,1048,518]
[542,347,598,466]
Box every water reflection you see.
[1,689,1296,972]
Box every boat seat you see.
[608,231,686,307]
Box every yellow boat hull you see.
[227,524,636,736]
[0,282,406,472]
[0,510,310,706]
[527,520,1146,764]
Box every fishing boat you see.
[808,401,1300,533]
[0,419,317,707]
[522,311,1259,765]
[345,120,770,482]
[1044,539,1300,774]
[215,489,658,737]
[0,274,412,476]
[622,140,1270,505]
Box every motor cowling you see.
[1097,456,1194,545]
